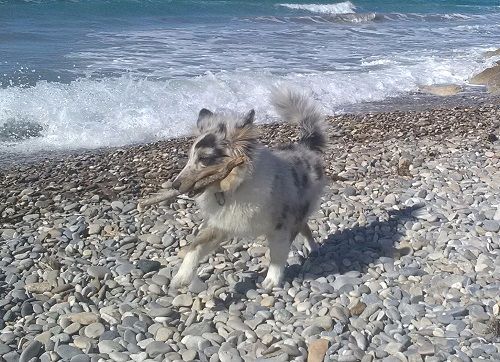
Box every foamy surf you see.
[279,1,356,15]
[1,0,500,157]
[0,52,491,154]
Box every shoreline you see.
[0,97,499,361]
[1,91,499,171]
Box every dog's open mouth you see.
[186,188,205,198]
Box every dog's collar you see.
[214,192,225,206]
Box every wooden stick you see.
[137,189,181,211]
[137,156,245,211]
[178,156,245,194]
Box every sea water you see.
[1,0,499,154]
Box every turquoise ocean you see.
[1,0,499,154]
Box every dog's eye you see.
[199,156,218,166]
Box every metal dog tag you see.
[214,192,225,206]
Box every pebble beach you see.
[1,100,500,362]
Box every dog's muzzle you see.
[172,171,199,194]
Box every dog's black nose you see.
[172,179,181,190]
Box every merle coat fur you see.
[171,87,327,290]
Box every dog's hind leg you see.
[300,223,319,255]
[262,230,294,290]
[171,227,226,289]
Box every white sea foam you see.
[279,1,356,15]
[361,58,398,67]
[380,12,482,22]
[0,51,492,154]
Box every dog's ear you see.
[239,109,255,128]
[197,108,213,131]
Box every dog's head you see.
[172,108,258,193]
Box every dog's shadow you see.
[232,204,423,298]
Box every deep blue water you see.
[1,0,499,153]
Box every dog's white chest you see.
[198,191,266,235]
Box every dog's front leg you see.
[262,230,293,290]
[171,227,225,289]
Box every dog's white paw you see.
[262,271,282,290]
[170,271,191,289]
[262,277,278,290]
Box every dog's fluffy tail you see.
[270,87,327,152]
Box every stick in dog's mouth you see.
[137,156,245,211]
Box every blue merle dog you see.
[171,87,327,290]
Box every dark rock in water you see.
[470,64,500,84]
[0,118,44,141]
[136,259,161,273]
[470,64,500,94]
[484,48,500,58]
[487,76,500,94]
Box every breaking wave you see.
[0,53,490,154]
[279,1,356,15]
